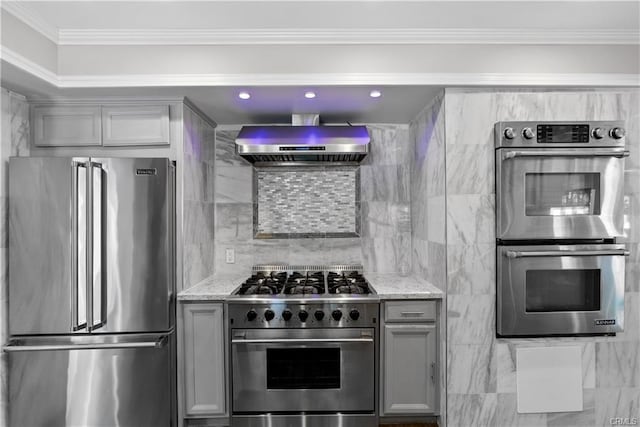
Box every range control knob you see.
[314,310,325,321]
[331,310,343,321]
[610,127,626,139]
[246,310,257,321]
[264,309,275,322]
[503,127,515,140]
[349,309,360,321]
[592,127,605,139]
[522,127,535,140]
[298,310,309,322]
[281,309,293,321]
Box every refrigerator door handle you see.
[72,162,87,332]
[3,334,170,352]
[89,162,106,331]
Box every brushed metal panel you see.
[231,328,374,413]
[9,157,84,335]
[496,149,625,240]
[91,157,174,333]
[497,244,626,337]
[8,333,174,427]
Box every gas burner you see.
[284,271,326,295]
[330,284,367,294]
[230,265,376,300]
[237,271,287,295]
[327,271,370,294]
[285,285,323,295]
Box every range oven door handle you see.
[502,149,630,160]
[506,249,630,258]
[231,338,374,344]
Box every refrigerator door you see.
[5,333,175,427]
[90,158,174,333]
[9,157,90,335]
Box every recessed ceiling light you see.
[304,91,316,99]
[238,92,251,100]
[369,90,382,98]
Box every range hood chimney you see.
[235,114,369,164]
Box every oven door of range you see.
[497,244,627,337]
[496,147,627,240]
[231,328,375,413]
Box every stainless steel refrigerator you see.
[5,157,176,426]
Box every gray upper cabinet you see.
[182,303,226,418]
[381,301,438,416]
[102,105,170,146]
[32,105,102,147]
[31,103,172,147]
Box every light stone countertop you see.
[177,275,244,301]
[178,273,444,301]
[366,273,444,299]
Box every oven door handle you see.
[231,338,374,344]
[506,249,630,258]
[502,150,630,160]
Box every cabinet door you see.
[32,105,102,146]
[182,303,226,417]
[102,105,170,146]
[382,324,437,415]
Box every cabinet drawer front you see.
[33,106,102,147]
[385,301,436,322]
[102,105,170,146]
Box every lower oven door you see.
[231,328,375,413]
[497,244,626,337]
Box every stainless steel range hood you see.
[235,115,369,164]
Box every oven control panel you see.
[228,302,378,328]
[495,121,626,148]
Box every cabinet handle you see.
[400,311,425,317]
[430,362,436,384]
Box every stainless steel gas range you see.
[227,265,379,427]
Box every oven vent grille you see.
[252,264,364,273]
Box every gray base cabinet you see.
[182,303,226,417]
[381,301,438,416]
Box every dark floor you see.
[380,424,439,427]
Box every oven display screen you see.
[537,124,589,143]
[267,348,341,389]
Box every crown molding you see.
[56,72,640,88]
[3,45,639,88]
[1,2,59,43]
[0,46,59,86]
[56,28,640,46]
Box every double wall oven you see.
[495,121,629,337]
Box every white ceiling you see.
[9,1,640,32]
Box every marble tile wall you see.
[182,105,216,288]
[409,90,448,423]
[410,90,447,291]
[444,88,640,427]
[214,124,412,276]
[0,88,30,427]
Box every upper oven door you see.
[496,148,627,240]
[231,328,375,413]
[497,244,626,337]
